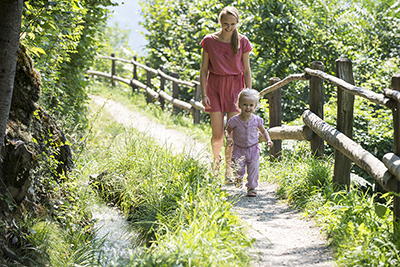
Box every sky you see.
[107,0,148,56]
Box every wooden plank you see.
[172,72,180,114]
[132,56,138,92]
[302,109,397,192]
[158,90,192,112]
[159,66,165,110]
[193,76,201,124]
[384,88,400,103]
[305,67,392,108]
[383,153,400,181]
[190,99,205,112]
[146,61,153,104]
[334,58,355,188]
[309,61,325,158]
[269,77,282,161]
[157,69,195,87]
[111,53,115,87]
[391,73,400,233]
[259,73,309,97]
[259,125,313,142]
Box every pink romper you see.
[228,114,264,189]
[200,35,252,112]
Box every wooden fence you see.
[87,54,400,233]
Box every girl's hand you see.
[267,140,274,148]
[202,95,211,109]
[226,137,234,147]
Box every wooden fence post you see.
[146,61,152,104]
[269,77,282,161]
[392,73,400,234]
[132,56,138,93]
[194,76,201,124]
[172,72,180,114]
[111,53,115,87]
[333,58,355,189]
[309,61,325,158]
[159,65,165,110]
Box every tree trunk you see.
[0,0,23,154]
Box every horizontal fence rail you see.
[88,54,400,233]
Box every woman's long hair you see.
[219,6,240,55]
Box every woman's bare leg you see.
[225,111,240,181]
[210,112,225,172]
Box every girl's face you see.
[219,14,238,34]
[239,95,257,115]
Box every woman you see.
[200,6,252,182]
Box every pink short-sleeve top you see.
[228,114,264,148]
[200,34,252,75]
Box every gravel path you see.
[90,95,336,267]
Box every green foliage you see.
[92,22,138,84]
[139,0,399,124]
[20,0,117,132]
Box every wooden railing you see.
[88,54,204,124]
[87,54,400,233]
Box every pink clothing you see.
[228,114,264,189]
[232,145,260,189]
[200,35,252,75]
[227,114,264,148]
[206,73,243,112]
[200,35,252,113]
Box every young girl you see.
[225,89,273,197]
[200,6,252,181]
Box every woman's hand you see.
[202,95,211,109]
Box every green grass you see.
[261,142,400,266]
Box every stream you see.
[92,203,136,265]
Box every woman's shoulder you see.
[239,34,249,42]
[203,33,218,40]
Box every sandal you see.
[247,188,257,197]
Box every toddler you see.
[225,88,273,197]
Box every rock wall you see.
[0,44,72,211]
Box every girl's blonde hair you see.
[238,88,260,108]
[219,6,240,55]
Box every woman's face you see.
[219,14,238,34]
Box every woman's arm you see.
[242,51,252,89]
[200,50,211,108]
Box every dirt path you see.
[90,95,335,267]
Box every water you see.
[92,203,136,266]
